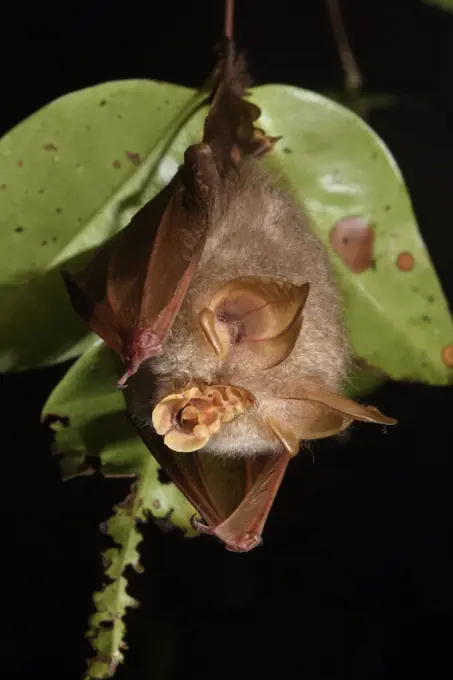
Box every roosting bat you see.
[62,0,396,552]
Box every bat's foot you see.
[192,514,263,552]
[223,532,262,553]
[191,514,213,535]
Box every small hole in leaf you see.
[153,510,177,533]
[100,99,107,106]
[283,147,292,154]
[421,315,432,323]
[157,468,172,485]
[14,226,24,233]
[43,413,70,428]
[427,295,435,303]
[41,240,48,246]
[56,207,63,213]
[99,620,114,631]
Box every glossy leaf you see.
[118,83,452,384]
[42,343,197,679]
[0,80,205,371]
[2,80,452,384]
[254,86,453,385]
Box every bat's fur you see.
[140,159,350,457]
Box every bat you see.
[62,0,397,552]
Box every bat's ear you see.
[199,277,310,368]
[282,385,397,441]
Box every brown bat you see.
[63,0,396,552]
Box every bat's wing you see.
[63,40,274,388]
[63,31,290,552]
[127,400,290,552]
[63,145,218,386]
[206,452,291,552]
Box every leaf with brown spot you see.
[396,251,415,272]
[330,216,375,274]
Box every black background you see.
[4,1,453,679]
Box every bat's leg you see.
[192,513,262,552]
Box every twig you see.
[224,0,234,40]
[224,0,235,73]
[326,0,363,93]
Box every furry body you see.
[142,160,350,457]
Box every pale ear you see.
[199,277,309,368]
[292,386,397,425]
[280,385,397,441]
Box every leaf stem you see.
[224,0,234,40]
[326,0,363,93]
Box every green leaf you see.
[42,343,196,679]
[3,79,452,383]
[40,340,383,679]
[424,0,453,11]
[0,80,205,372]
[252,86,452,385]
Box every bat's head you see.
[149,273,396,458]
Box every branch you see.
[326,0,363,93]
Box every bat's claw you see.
[223,532,262,553]
[191,514,213,534]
